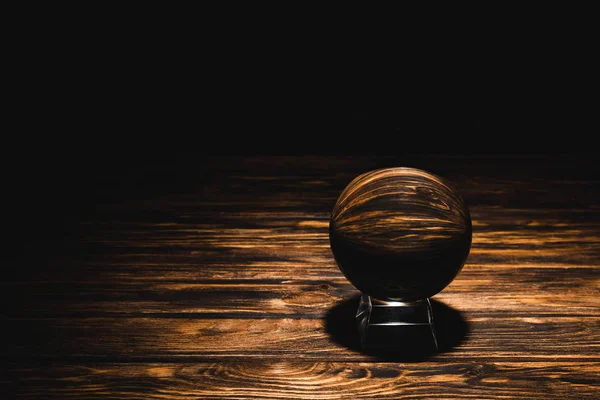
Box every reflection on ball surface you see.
[329,167,472,301]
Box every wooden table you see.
[3,154,599,399]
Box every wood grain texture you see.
[4,362,599,399]
[3,155,599,399]
[4,315,600,361]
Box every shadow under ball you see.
[329,167,472,302]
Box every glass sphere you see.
[329,167,472,302]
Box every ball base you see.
[356,295,438,352]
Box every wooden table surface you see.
[3,154,599,399]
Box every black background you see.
[6,19,598,261]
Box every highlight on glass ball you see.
[329,167,472,350]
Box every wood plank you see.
[2,265,598,318]
[5,314,599,361]
[4,361,599,399]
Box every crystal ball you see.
[329,167,472,302]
